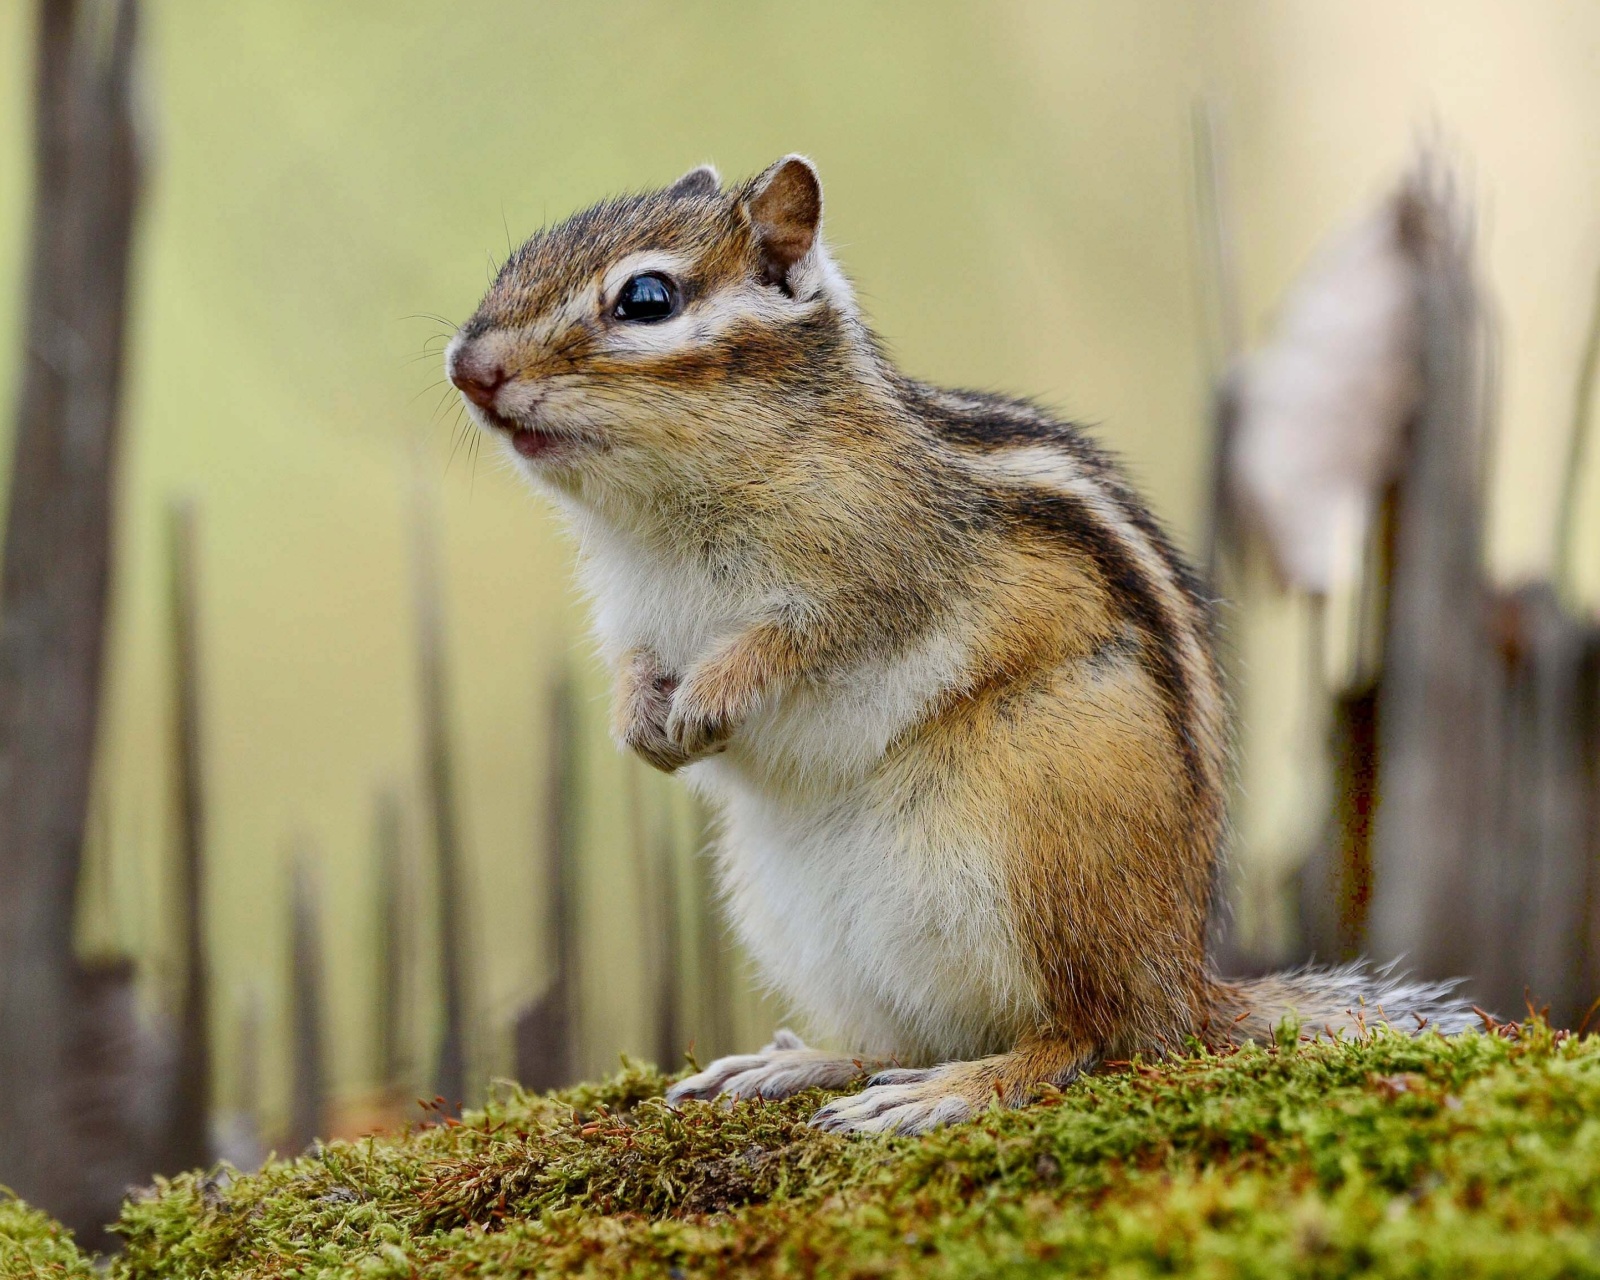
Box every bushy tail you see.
[1211,960,1481,1044]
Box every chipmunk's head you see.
[446,156,872,504]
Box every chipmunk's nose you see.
[448,345,507,411]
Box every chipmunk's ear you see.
[667,164,720,199]
[741,155,822,289]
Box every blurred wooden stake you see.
[409,483,469,1112]
[652,824,683,1074]
[622,761,684,1074]
[514,671,579,1091]
[287,853,327,1153]
[0,0,146,1236]
[691,800,733,1061]
[1525,596,1591,1019]
[161,496,213,1176]
[373,787,411,1092]
[1366,176,1490,982]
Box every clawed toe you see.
[664,1031,868,1108]
[809,1072,976,1135]
[811,1083,918,1132]
[867,1066,933,1087]
[720,1065,803,1100]
[664,1053,768,1105]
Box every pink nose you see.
[449,348,507,410]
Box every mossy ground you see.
[7,1019,1600,1277]
[0,1198,95,1279]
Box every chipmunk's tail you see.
[1209,960,1481,1044]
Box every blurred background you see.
[2,0,1598,1244]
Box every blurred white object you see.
[1230,177,1427,593]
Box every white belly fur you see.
[576,518,1036,1062]
[574,522,1040,1062]
[690,751,1040,1063]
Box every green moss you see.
[0,1193,96,1279]
[13,1023,1600,1277]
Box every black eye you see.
[613,272,677,322]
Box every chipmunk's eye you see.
[613,272,677,322]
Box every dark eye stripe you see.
[614,272,677,322]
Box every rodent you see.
[445,155,1475,1134]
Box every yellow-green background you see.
[0,2,1596,1138]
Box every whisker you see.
[428,385,459,424]
[399,312,459,329]
[411,378,450,407]
[445,415,473,474]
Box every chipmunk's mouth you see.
[477,406,595,464]
[509,424,566,460]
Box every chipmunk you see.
[445,156,1475,1134]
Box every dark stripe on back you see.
[910,379,1217,630]
[998,486,1207,798]
[900,378,1215,797]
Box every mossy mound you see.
[10,1020,1600,1277]
[0,1195,96,1279]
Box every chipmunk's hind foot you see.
[810,1040,1091,1135]
[809,1064,977,1134]
[665,1029,874,1105]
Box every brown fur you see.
[448,156,1472,1135]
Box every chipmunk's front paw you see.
[809,1065,978,1135]
[615,652,692,773]
[663,659,752,761]
[665,1030,871,1105]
